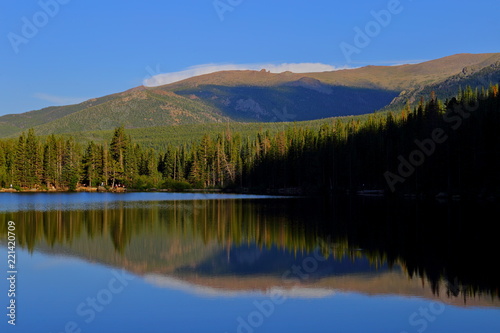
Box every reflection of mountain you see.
[175,245,387,277]
[143,272,500,308]
[1,197,499,307]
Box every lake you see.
[1,192,499,333]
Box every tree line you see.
[241,85,500,197]
[1,84,499,196]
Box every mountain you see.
[1,89,230,136]
[389,59,500,108]
[1,53,499,138]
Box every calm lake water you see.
[1,192,499,333]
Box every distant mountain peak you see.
[1,52,499,138]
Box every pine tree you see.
[13,133,27,187]
[110,126,129,186]
[0,143,7,188]
[24,129,42,187]
[82,141,104,187]
[43,135,58,188]
[61,138,80,191]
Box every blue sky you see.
[1,0,499,116]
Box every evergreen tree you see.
[24,129,42,187]
[43,135,58,188]
[82,141,103,187]
[1,86,499,196]
[61,138,80,191]
[0,143,7,188]
[109,126,129,186]
[13,133,27,187]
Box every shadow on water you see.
[317,195,500,302]
[0,194,498,304]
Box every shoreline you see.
[1,187,496,202]
[0,187,224,194]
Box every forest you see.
[0,84,498,197]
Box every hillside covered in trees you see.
[0,85,499,198]
[1,53,499,139]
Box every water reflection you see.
[0,194,498,307]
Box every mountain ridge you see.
[1,52,499,138]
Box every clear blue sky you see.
[1,0,499,116]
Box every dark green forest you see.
[0,85,499,197]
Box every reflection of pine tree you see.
[110,216,130,254]
[1,196,499,300]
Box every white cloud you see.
[144,274,337,298]
[34,93,88,105]
[143,63,346,87]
